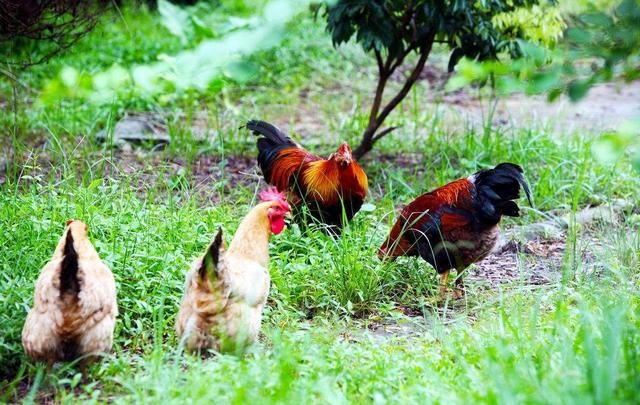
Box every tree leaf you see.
[567,79,591,102]
[527,70,561,94]
[632,153,640,173]
[496,76,523,95]
[158,0,192,44]
[224,61,258,83]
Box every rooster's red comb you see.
[259,187,290,211]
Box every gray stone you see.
[96,114,169,146]
[494,199,631,252]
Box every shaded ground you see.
[107,151,259,201]
[0,144,260,202]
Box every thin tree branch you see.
[0,67,34,92]
[383,52,394,72]
[374,48,384,75]
[374,37,434,130]
[367,73,389,128]
[372,126,399,142]
[354,32,436,158]
[389,44,415,74]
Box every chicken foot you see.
[452,270,465,299]
[438,270,449,301]
[437,269,466,301]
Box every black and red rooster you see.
[246,120,368,231]
[379,163,532,300]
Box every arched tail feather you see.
[246,120,295,147]
[246,120,300,183]
[199,228,224,280]
[474,162,533,224]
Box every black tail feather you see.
[474,163,533,224]
[60,230,79,297]
[246,120,297,181]
[198,228,224,280]
[493,163,533,206]
[246,120,294,146]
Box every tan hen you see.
[176,188,290,353]
[22,220,118,365]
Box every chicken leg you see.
[438,269,466,301]
[453,269,465,299]
[438,270,450,301]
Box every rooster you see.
[22,220,118,365]
[379,163,532,300]
[246,120,368,230]
[176,188,291,353]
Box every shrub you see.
[319,0,563,158]
[0,0,110,66]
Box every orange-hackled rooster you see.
[379,163,532,300]
[22,220,118,365]
[246,120,368,230]
[176,188,291,353]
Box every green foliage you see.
[0,5,356,139]
[450,0,640,100]
[448,0,640,171]
[592,119,640,173]
[492,4,566,47]
[38,0,310,105]
[565,0,640,84]
[324,0,561,64]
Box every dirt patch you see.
[392,64,450,88]
[339,64,640,136]
[469,238,566,288]
[427,80,640,134]
[102,150,261,202]
[2,144,262,202]
[357,230,607,342]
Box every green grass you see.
[1,1,639,403]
